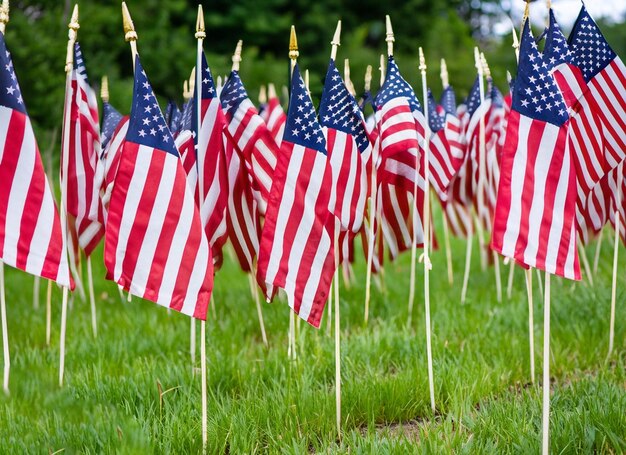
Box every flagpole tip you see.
[440,58,449,89]
[379,53,386,86]
[418,47,426,73]
[195,4,205,39]
[289,25,299,61]
[189,67,196,94]
[344,59,355,96]
[101,76,109,102]
[480,52,491,79]
[385,15,394,56]
[183,79,190,101]
[232,40,243,72]
[268,82,277,99]
[0,0,8,33]
[364,64,372,92]
[259,85,267,104]
[65,4,80,72]
[122,2,137,42]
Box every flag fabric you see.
[491,20,580,280]
[220,70,280,215]
[262,84,287,147]
[195,52,229,265]
[174,97,198,190]
[101,101,123,152]
[61,43,104,257]
[97,115,129,222]
[104,56,213,319]
[319,59,370,235]
[257,64,335,328]
[0,33,73,288]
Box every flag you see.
[101,100,123,152]
[195,52,229,266]
[97,115,129,222]
[174,96,198,190]
[220,70,280,215]
[0,33,72,288]
[262,84,287,147]
[61,43,103,257]
[491,20,580,280]
[104,56,213,319]
[257,64,334,328]
[319,59,370,235]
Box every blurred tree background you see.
[3,0,626,162]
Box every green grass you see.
[0,228,625,453]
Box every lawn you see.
[0,226,625,453]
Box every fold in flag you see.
[0,33,73,288]
[195,52,229,267]
[61,43,104,257]
[104,56,213,319]
[221,70,279,216]
[257,64,335,328]
[492,20,580,280]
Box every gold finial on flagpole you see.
[385,15,394,57]
[289,25,299,71]
[523,0,531,22]
[480,52,491,79]
[364,65,372,92]
[344,59,356,96]
[330,20,341,61]
[440,58,449,89]
[195,4,206,39]
[474,46,482,77]
[512,23,520,60]
[546,0,551,10]
[65,4,79,73]
[304,69,310,95]
[101,76,109,103]
[418,47,427,76]
[379,54,386,86]
[189,67,196,95]
[259,85,267,104]
[183,80,190,101]
[268,83,277,99]
[122,2,138,66]
[232,40,243,72]
[507,70,512,85]
[0,0,10,34]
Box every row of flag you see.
[0,4,624,333]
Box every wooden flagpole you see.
[0,262,7,394]
[33,276,40,310]
[506,260,515,299]
[542,272,551,455]
[419,47,436,413]
[288,25,299,360]
[363,60,380,325]
[46,280,52,345]
[59,3,79,388]
[593,229,603,275]
[439,59,454,285]
[525,268,535,383]
[193,6,210,452]
[578,240,593,286]
[609,171,622,357]
[86,256,97,338]
[473,48,488,272]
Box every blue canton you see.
[440,86,457,117]
[358,89,373,112]
[427,89,445,132]
[465,77,481,117]
[180,98,193,131]
[568,6,617,83]
[101,102,123,151]
[73,42,90,84]
[220,70,249,115]
[374,56,422,113]
[544,9,575,70]
[126,56,177,156]
[0,33,25,114]
[490,81,504,108]
[199,52,218,100]
[512,20,569,126]
[319,59,369,154]
[283,64,326,154]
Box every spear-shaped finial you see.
[101,76,109,103]
[506,70,512,85]
[440,58,449,89]
[379,54,386,87]
[546,0,551,10]
[418,47,427,75]
[344,59,356,96]
[330,20,341,61]
[232,40,243,72]
[65,4,80,73]
[480,52,491,79]
[523,0,531,22]
[189,67,196,95]
[364,65,372,92]
[259,85,267,104]
[0,0,10,34]
[385,15,394,57]
[474,46,482,77]
[304,69,310,94]
[122,2,137,43]
[268,83,277,99]
[195,4,206,39]
[289,25,299,62]
[183,79,190,101]
[512,22,520,57]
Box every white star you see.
[150,128,157,136]
[139,129,146,137]
[6,86,14,95]
[142,81,150,89]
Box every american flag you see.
[0,33,73,288]
[195,52,229,266]
[220,70,279,215]
[165,100,181,135]
[101,101,123,152]
[174,96,198,190]
[97,115,129,222]
[262,83,287,147]
[257,64,335,328]
[319,59,370,235]
[104,56,213,318]
[491,20,580,280]
[547,8,626,224]
[61,43,103,257]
